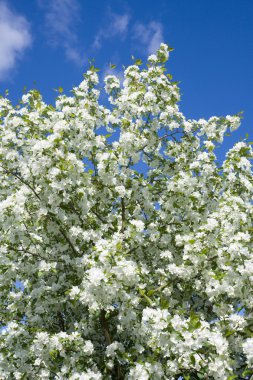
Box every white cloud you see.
[93,11,130,49]
[133,21,164,55]
[0,2,32,80]
[39,0,84,65]
[111,13,129,34]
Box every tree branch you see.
[91,209,116,233]
[16,247,63,263]
[99,309,112,346]
[48,213,81,257]
[120,198,126,233]
[1,165,41,201]
[99,310,124,379]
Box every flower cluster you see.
[0,43,252,379]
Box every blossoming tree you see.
[0,43,252,379]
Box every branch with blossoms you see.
[0,42,252,379]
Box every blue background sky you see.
[0,0,252,161]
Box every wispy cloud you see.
[103,67,124,81]
[93,11,130,50]
[0,2,32,80]
[38,0,84,65]
[132,21,164,55]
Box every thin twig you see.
[1,165,41,200]
[99,309,112,346]
[120,198,126,233]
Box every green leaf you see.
[245,328,253,337]
[225,329,236,337]
[197,373,206,379]
[211,274,220,280]
[190,354,196,365]
[122,119,131,127]
[110,64,116,69]
[242,368,253,377]
[138,288,153,306]
[189,311,201,331]
[116,241,122,250]
[49,349,59,360]
[135,59,143,66]
[58,87,63,93]
[90,65,100,73]
[160,297,169,309]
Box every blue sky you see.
[0,0,252,161]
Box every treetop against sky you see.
[0,0,252,159]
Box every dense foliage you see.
[0,44,253,379]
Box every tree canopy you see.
[0,43,253,379]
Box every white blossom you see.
[0,43,252,379]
